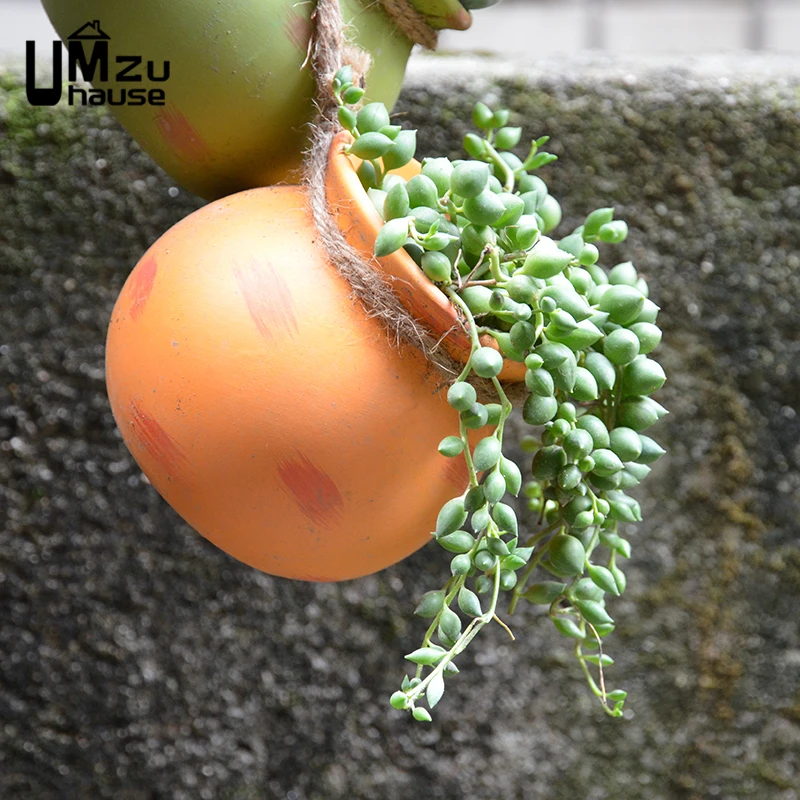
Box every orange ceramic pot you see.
[106,134,521,581]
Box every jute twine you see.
[304,0,525,403]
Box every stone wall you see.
[1,55,799,799]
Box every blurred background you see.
[3,0,800,58]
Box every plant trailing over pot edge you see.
[329,66,668,721]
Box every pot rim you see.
[325,131,525,383]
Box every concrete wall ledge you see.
[2,55,799,799]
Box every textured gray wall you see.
[2,55,799,799]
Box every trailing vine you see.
[333,67,667,722]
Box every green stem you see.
[405,556,503,708]
[446,286,482,351]
[508,522,563,614]
[483,140,515,193]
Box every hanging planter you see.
[105,130,521,583]
[41,0,480,199]
[104,0,669,722]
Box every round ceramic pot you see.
[41,0,473,200]
[105,134,521,581]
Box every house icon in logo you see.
[67,20,110,40]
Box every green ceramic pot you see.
[42,0,473,199]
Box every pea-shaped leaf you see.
[337,105,357,132]
[421,157,454,196]
[587,564,621,596]
[617,396,668,431]
[471,505,491,534]
[474,550,498,572]
[405,646,447,665]
[436,497,468,537]
[520,238,573,279]
[389,690,409,709]
[374,217,410,257]
[495,126,522,149]
[545,319,604,352]
[531,445,567,480]
[472,101,494,129]
[490,539,511,559]
[499,456,522,496]
[537,194,562,234]
[406,174,439,210]
[496,194,526,227]
[575,576,604,602]
[576,599,614,626]
[426,672,445,709]
[534,341,571,368]
[629,322,662,354]
[492,502,518,536]
[356,102,390,133]
[584,352,616,391]
[558,464,583,491]
[382,130,417,171]
[451,162,490,199]
[471,347,504,378]
[523,394,558,426]
[609,260,638,286]
[551,356,578,394]
[604,328,641,365]
[564,495,592,525]
[421,251,453,283]
[598,284,646,326]
[572,367,599,402]
[576,414,610,449]
[636,434,666,464]
[438,435,464,458]
[523,581,567,604]
[598,220,628,244]
[610,563,627,593]
[357,160,379,190]
[579,243,600,266]
[525,368,555,397]
[414,590,445,618]
[378,124,401,140]
[458,586,483,618]
[591,449,624,477]
[439,606,462,642]
[482,470,506,504]
[460,223,497,255]
[462,402,490,430]
[505,275,538,304]
[548,534,586,577]
[447,381,477,411]
[512,216,540,250]
[450,553,472,575]
[608,427,642,462]
[553,616,585,639]
[463,190,506,227]
[437,530,476,554]
[463,132,485,159]
[622,357,666,396]
[349,131,394,160]
[583,207,614,240]
[563,428,594,461]
[383,182,410,221]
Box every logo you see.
[26,20,170,107]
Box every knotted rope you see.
[304,0,525,401]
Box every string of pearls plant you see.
[333,67,667,722]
